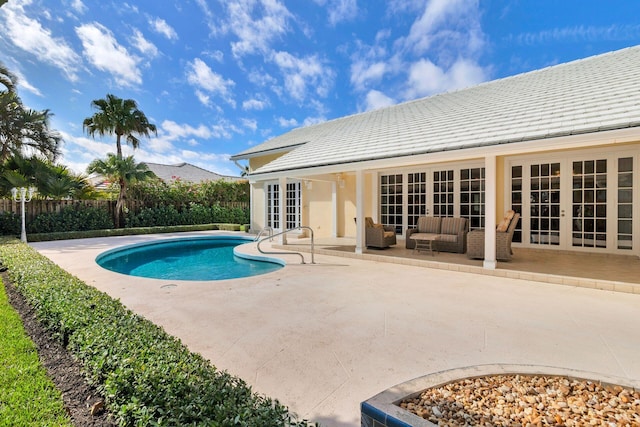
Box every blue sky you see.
[1,0,640,177]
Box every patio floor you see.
[29,232,640,426]
[278,236,640,294]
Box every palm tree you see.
[37,163,92,199]
[0,62,17,92]
[83,94,157,159]
[0,81,62,162]
[86,154,156,227]
[0,153,89,199]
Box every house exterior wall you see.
[304,180,334,238]
[245,136,640,256]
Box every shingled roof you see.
[233,45,640,175]
[142,162,242,183]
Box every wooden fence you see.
[0,199,249,222]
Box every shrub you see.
[125,205,182,228]
[28,204,114,233]
[0,212,20,236]
[0,239,314,427]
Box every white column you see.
[278,176,287,245]
[332,181,338,238]
[371,173,379,222]
[355,170,365,254]
[484,155,497,269]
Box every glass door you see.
[571,159,607,248]
[529,162,561,246]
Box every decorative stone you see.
[361,365,640,427]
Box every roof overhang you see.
[246,126,640,182]
[229,142,308,161]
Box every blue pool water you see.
[96,236,283,281]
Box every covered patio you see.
[276,236,640,295]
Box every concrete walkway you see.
[31,232,640,427]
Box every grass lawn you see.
[0,279,72,427]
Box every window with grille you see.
[407,172,426,229]
[460,167,485,230]
[433,170,454,217]
[380,174,403,234]
[617,157,633,250]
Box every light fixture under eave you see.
[304,180,313,190]
[335,174,345,189]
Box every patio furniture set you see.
[364,210,520,261]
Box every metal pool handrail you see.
[256,226,315,264]
[254,226,274,242]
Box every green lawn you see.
[0,279,72,427]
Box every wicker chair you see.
[364,217,397,249]
[467,212,520,261]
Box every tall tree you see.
[83,94,157,159]
[0,64,62,162]
[0,62,17,92]
[0,153,89,199]
[86,154,156,227]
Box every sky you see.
[1,0,640,177]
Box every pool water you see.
[96,236,283,280]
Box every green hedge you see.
[0,239,314,427]
[126,203,249,228]
[29,204,114,233]
[15,223,246,242]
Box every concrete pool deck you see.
[31,231,640,427]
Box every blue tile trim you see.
[360,402,387,424]
[385,414,413,427]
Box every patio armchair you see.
[364,217,397,249]
[467,211,520,261]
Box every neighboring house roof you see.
[236,45,640,175]
[142,162,242,183]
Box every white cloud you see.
[350,60,388,91]
[160,120,212,141]
[186,58,236,107]
[364,90,395,111]
[132,29,159,58]
[248,69,278,87]
[195,90,211,107]
[271,51,334,102]
[278,117,298,127]
[150,17,178,40]
[0,0,81,81]
[404,57,487,98]
[221,0,293,58]
[314,0,358,25]
[403,0,486,60]
[204,50,224,62]
[242,98,269,110]
[76,22,142,87]
[511,24,640,46]
[241,118,258,131]
[70,0,87,14]
[302,116,326,127]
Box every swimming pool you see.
[96,236,283,281]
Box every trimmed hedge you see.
[24,223,245,242]
[0,239,314,427]
[29,204,114,233]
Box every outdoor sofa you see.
[405,216,468,254]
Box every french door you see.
[510,152,636,253]
[266,181,301,231]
